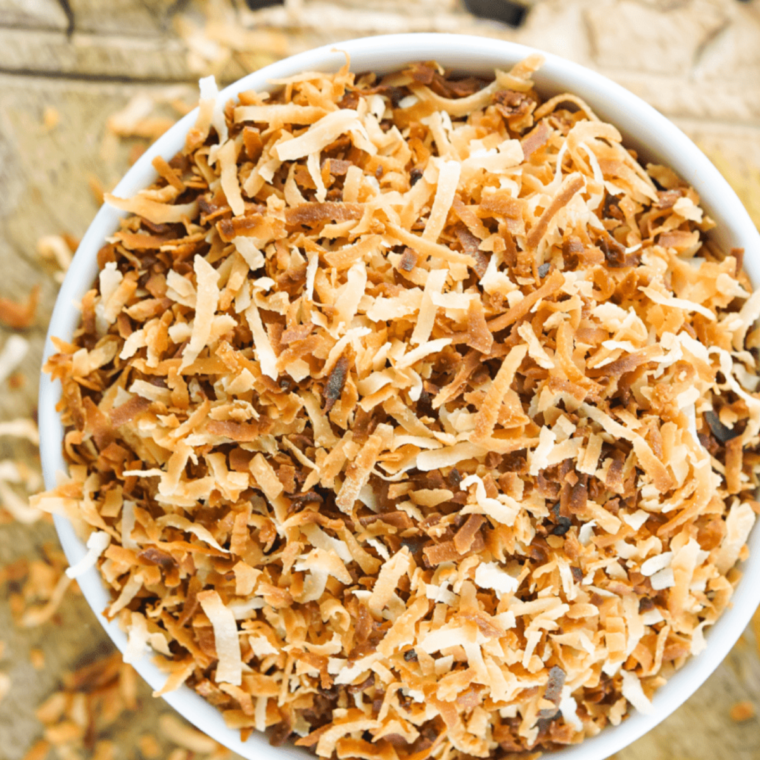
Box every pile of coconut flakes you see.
[33,55,760,759]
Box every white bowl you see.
[39,32,760,760]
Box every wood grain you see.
[0,0,69,31]
[0,28,195,81]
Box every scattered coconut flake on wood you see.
[0,335,29,385]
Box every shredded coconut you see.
[36,56,760,760]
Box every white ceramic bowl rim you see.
[39,32,760,760]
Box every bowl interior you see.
[39,32,760,760]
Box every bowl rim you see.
[39,31,760,760]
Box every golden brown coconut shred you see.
[34,56,760,758]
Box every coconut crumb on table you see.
[32,54,760,759]
[0,671,11,704]
[0,286,40,330]
[0,544,73,627]
[729,700,756,723]
[13,651,229,760]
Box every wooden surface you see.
[0,1,758,758]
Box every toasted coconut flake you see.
[159,714,219,754]
[715,501,756,574]
[368,548,411,616]
[245,301,278,380]
[581,405,672,492]
[335,262,367,328]
[66,531,110,579]
[107,573,143,618]
[218,139,245,217]
[417,441,485,471]
[466,299,493,354]
[250,454,283,502]
[0,285,39,329]
[37,234,73,272]
[518,322,553,369]
[235,104,327,125]
[472,344,528,442]
[0,672,9,704]
[410,269,448,346]
[411,80,500,118]
[482,269,565,335]
[389,224,474,267]
[198,590,242,686]
[730,701,756,723]
[0,335,29,385]
[233,237,265,270]
[461,473,520,526]
[424,161,461,242]
[180,255,220,370]
[397,338,452,369]
[275,109,375,162]
[0,475,43,524]
[336,424,392,512]
[105,193,198,225]
[620,670,653,714]
[18,571,71,628]
[186,76,215,151]
[528,426,555,477]
[474,561,518,598]
[154,657,197,698]
[640,285,716,321]
[121,500,137,550]
[527,174,584,250]
[157,514,229,553]
[0,418,39,445]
